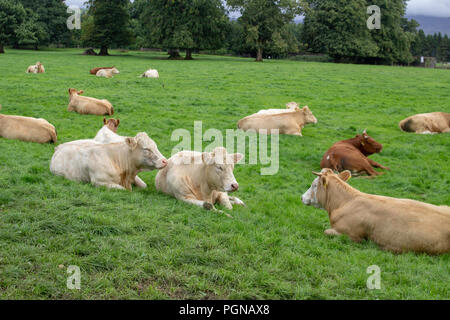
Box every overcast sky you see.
[65,0,450,18]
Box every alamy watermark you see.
[367,5,381,30]
[366,265,381,290]
[171,121,279,175]
[67,265,81,290]
[67,6,81,30]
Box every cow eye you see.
[216,165,223,171]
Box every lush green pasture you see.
[0,49,448,299]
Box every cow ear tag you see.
[361,141,365,146]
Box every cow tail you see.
[110,106,114,116]
[50,128,57,144]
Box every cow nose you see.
[161,159,168,166]
[231,183,239,191]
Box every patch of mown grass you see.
[0,49,449,299]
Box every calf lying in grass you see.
[302,168,450,254]
[399,112,450,134]
[0,105,57,144]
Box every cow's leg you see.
[367,158,390,170]
[133,175,147,188]
[361,161,382,176]
[229,196,246,206]
[178,195,233,218]
[215,192,233,210]
[324,228,341,236]
[93,181,127,190]
[441,128,450,133]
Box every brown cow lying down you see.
[155,147,244,216]
[320,130,389,176]
[0,105,57,143]
[50,132,168,190]
[237,106,317,136]
[302,169,450,254]
[26,62,45,74]
[399,112,450,134]
[90,67,115,75]
[68,88,114,116]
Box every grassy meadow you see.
[0,49,449,299]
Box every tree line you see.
[0,0,448,64]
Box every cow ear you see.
[116,119,120,126]
[338,170,351,182]
[125,137,137,150]
[202,152,215,165]
[78,90,84,95]
[233,153,243,164]
[312,171,322,176]
[321,176,329,188]
[103,117,107,125]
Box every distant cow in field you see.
[237,105,317,136]
[302,168,450,254]
[96,67,120,78]
[50,132,167,190]
[399,112,450,134]
[67,88,114,116]
[141,69,159,78]
[90,67,115,75]
[320,130,389,176]
[26,62,45,74]
[155,147,245,216]
[0,105,57,143]
[256,102,299,115]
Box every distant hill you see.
[407,15,450,36]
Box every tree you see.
[0,0,26,53]
[15,11,47,50]
[85,0,132,55]
[139,0,228,59]
[227,0,304,61]
[437,34,449,62]
[18,0,70,46]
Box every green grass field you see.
[0,49,449,299]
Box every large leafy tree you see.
[139,0,228,59]
[18,0,70,46]
[0,0,26,53]
[85,0,132,55]
[227,0,304,61]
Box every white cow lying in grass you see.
[68,88,114,116]
[256,102,300,115]
[96,67,120,78]
[26,62,45,74]
[140,68,159,78]
[62,118,148,188]
[155,147,244,217]
[50,132,167,190]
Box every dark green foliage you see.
[83,0,132,55]
[138,0,228,59]
[0,0,26,53]
[227,0,304,61]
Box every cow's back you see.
[50,142,97,181]
[0,115,56,143]
[353,195,450,254]
[238,112,300,133]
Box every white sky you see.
[65,0,450,18]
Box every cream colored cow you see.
[256,102,300,115]
[399,112,450,134]
[50,132,167,190]
[0,105,57,143]
[96,67,120,78]
[302,168,450,254]
[140,69,159,78]
[155,147,244,216]
[238,105,317,136]
[26,62,45,74]
[67,88,114,116]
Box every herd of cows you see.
[0,62,449,255]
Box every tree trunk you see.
[34,44,38,51]
[99,46,109,56]
[256,47,263,62]
[185,48,193,60]
[168,48,181,59]
[0,43,4,54]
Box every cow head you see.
[302,169,351,209]
[68,88,84,96]
[286,102,299,110]
[202,147,243,193]
[126,132,167,170]
[103,117,120,133]
[111,67,120,74]
[302,106,318,124]
[357,129,382,155]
